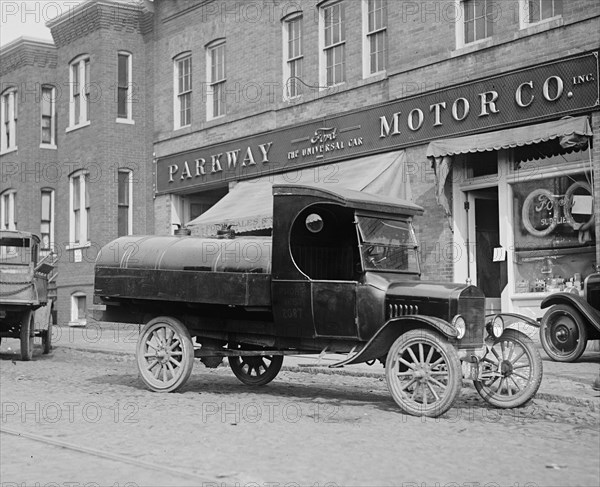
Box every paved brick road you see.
[1,344,599,487]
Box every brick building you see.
[2,0,599,324]
[152,0,600,319]
[1,0,155,324]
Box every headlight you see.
[491,315,504,338]
[452,315,466,339]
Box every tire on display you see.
[136,316,194,392]
[20,310,35,361]
[385,329,462,417]
[228,349,284,386]
[539,304,588,362]
[474,329,543,408]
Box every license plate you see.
[461,361,479,380]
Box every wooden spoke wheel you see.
[136,316,194,392]
[385,330,461,417]
[42,307,53,355]
[474,329,543,408]
[228,349,283,386]
[20,310,35,361]
[540,305,588,362]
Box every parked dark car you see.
[94,184,543,417]
[0,230,54,360]
[540,271,600,362]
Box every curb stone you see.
[55,344,600,410]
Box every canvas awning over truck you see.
[187,150,412,236]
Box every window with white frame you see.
[363,0,387,76]
[71,292,87,325]
[207,40,226,119]
[117,52,133,121]
[520,0,563,27]
[69,171,90,245]
[0,190,16,230]
[457,0,494,48]
[117,169,133,237]
[41,85,56,147]
[321,2,346,87]
[174,53,192,129]
[40,189,54,251]
[283,13,303,99]
[69,56,90,129]
[1,88,17,153]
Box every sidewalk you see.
[13,323,600,410]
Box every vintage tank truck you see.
[94,184,542,417]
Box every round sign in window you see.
[305,214,324,233]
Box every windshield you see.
[356,217,420,273]
[0,238,32,265]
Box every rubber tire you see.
[474,329,543,408]
[42,306,53,354]
[136,316,195,392]
[20,310,34,361]
[540,304,588,362]
[385,329,462,417]
[229,352,283,386]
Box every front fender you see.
[541,293,600,332]
[329,315,457,368]
[486,312,540,328]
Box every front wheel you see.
[228,349,283,386]
[136,316,194,392]
[474,329,543,408]
[20,310,34,361]
[540,304,588,362]
[385,330,462,417]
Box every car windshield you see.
[356,217,420,273]
[0,238,32,265]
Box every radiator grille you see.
[457,297,485,348]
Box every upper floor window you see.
[69,56,90,130]
[321,2,346,87]
[117,52,133,122]
[283,13,303,99]
[69,171,90,246]
[174,53,192,129]
[41,85,56,148]
[40,189,55,251]
[1,88,17,153]
[0,190,16,230]
[363,0,387,76]
[118,169,133,237]
[207,40,226,119]
[457,0,494,48]
[520,0,563,27]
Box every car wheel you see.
[474,329,543,408]
[20,310,35,361]
[540,304,588,362]
[42,306,53,354]
[385,329,462,417]
[228,347,283,386]
[136,316,195,392]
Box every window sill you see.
[519,16,563,33]
[0,146,18,156]
[68,320,87,327]
[452,37,493,57]
[319,82,346,92]
[66,121,91,133]
[40,143,57,150]
[206,115,225,122]
[116,118,135,125]
[66,242,91,251]
[362,70,387,82]
[174,124,192,131]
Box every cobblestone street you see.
[1,341,599,487]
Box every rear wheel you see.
[136,316,194,392]
[228,347,283,386]
[474,329,543,408]
[42,306,53,354]
[20,310,34,361]
[385,329,461,417]
[540,304,588,362]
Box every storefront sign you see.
[157,51,599,193]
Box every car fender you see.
[541,293,600,333]
[329,315,457,368]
